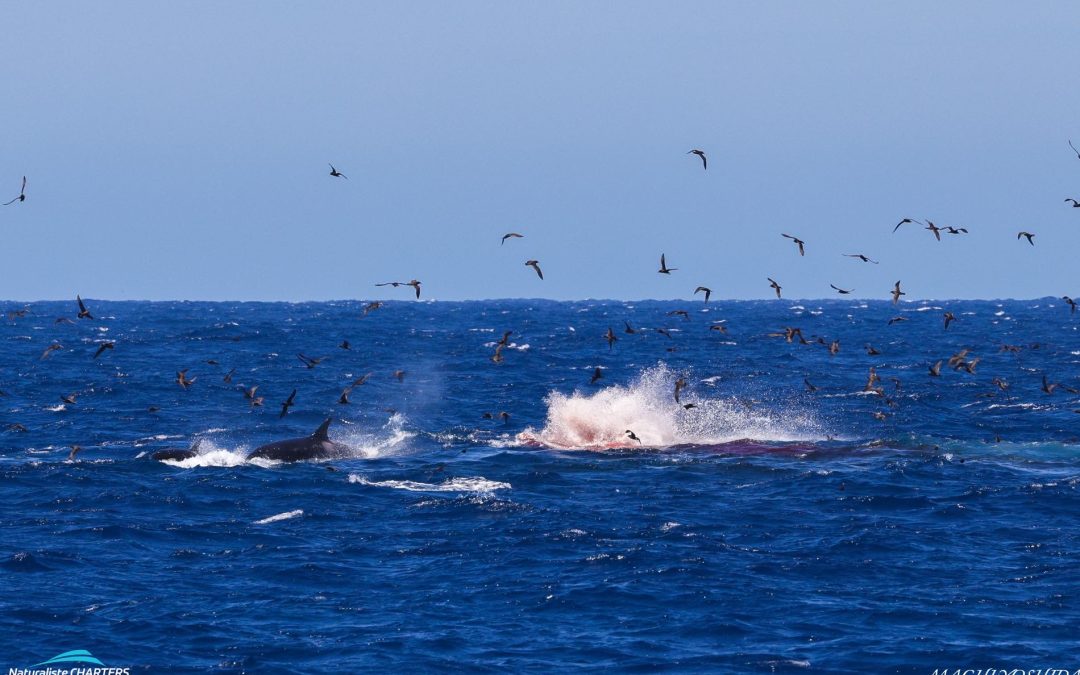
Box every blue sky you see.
[2,2,1080,301]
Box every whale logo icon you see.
[34,650,105,667]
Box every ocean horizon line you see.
[0,295,1070,305]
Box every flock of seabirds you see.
[3,145,1080,460]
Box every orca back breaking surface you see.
[247,418,347,462]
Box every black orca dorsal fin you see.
[312,418,332,441]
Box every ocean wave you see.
[253,509,303,525]
[482,340,530,351]
[986,402,1052,411]
[347,475,511,494]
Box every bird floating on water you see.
[176,370,196,389]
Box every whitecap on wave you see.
[348,475,510,494]
[253,509,303,525]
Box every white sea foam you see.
[482,340,530,351]
[348,475,511,494]
[253,509,303,525]
[986,402,1048,411]
[517,363,825,450]
[135,434,182,444]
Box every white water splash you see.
[348,475,511,494]
[337,413,416,458]
[517,363,825,450]
[163,441,250,468]
[253,509,303,525]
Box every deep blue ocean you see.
[1,299,1078,673]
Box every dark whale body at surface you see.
[151,439,203,462]
[246,418,349,462]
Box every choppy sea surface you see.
[1,299,1078,673]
